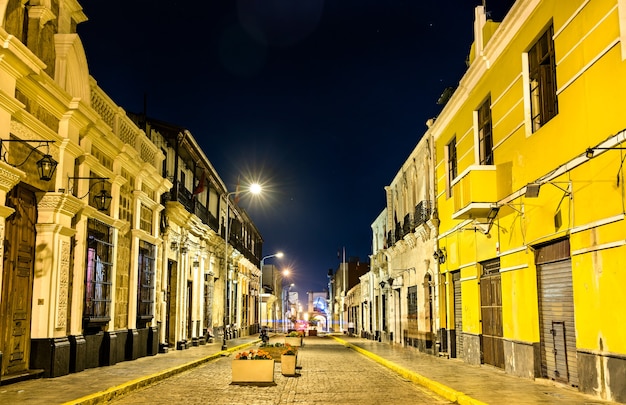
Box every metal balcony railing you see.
[402,213,413,236]
[414,200,432,228]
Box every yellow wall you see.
[434,0,626,356]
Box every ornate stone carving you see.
[416,223,431,242]
[0,161,24,192]
[56,240,70,329]
[38,193,84,217]
[403,233,417,248]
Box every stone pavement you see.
[0,333,618,405]
[107,334,449,405]
[334,335,616,405]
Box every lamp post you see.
[259,252,284,332]
[221,183,261,351]
[285,283,295,333]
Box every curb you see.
[60,341,256,405]
[330,336,487,405]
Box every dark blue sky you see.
[78,0,514,296]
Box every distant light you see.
[250,183,262,195]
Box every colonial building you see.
[0,0,169,380]
[0,0,263,383]
[367,133,440,350]
[431,1,626,402]
[128,116,263,350]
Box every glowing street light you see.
[222,182,262,351]
[259,252,284,331]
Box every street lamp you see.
[285,282,295,333]
[222,183,261,351]
[259,252,284,332]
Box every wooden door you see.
[480,262,504,369]
[1,185,37,376]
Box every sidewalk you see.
[0,333,617,405]
[0,335,259,405]
[333,335,616,405]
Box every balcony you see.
[414,200,432,228]
[402,213,412,236]
[452,165,497,220]
[173,181,194,213]
[90,83,160,169]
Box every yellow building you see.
[432,1,626,401]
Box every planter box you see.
[285,336,302,347]
[262,346,286,362]
[231,359,275,384]
[281,354,297,376]
[308,329,317,336]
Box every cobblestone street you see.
[108,337,450,405]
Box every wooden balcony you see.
[452,165,498,220]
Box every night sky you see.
[77,0,515,297]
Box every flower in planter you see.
[235,349,273,360]
[287,331,300,337]
[282,344,297,356]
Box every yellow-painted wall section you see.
[500,263,540,342]
[572,246,626,353]
[460,274,481,335]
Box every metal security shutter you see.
[453,271,463,359]
[537,258,578,386]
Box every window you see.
[180,171,186,191]
[161,148,167,178]
[447,136,457,198]
[529,25,558,132]
[140,204,153,233]
[137,241,155,327]
[84,219,113,327]
[119,170,134,224]
[478,97,494,165]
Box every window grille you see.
[137,240,155,326]
[84,219,113,326]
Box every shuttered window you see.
[529,24,558,132]
[477,97,494,165]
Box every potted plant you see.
[231,349,275,384]
[285,331,303,347]
[260,342,285,362]
[281,344,298,376]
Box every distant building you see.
[329,257,369,332]
[306,291,329,331]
